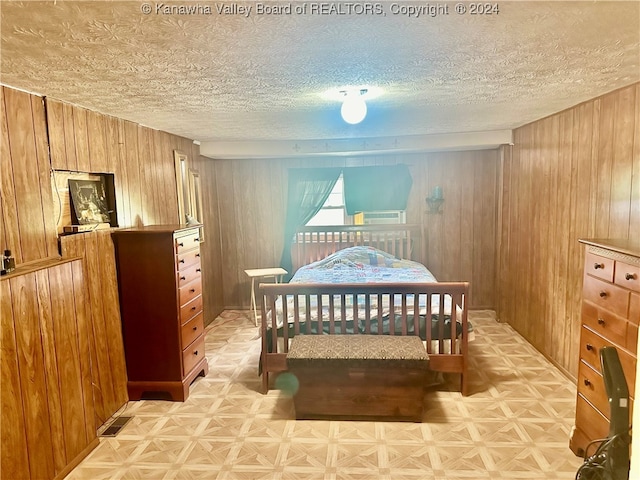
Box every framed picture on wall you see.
[68,178,112,225]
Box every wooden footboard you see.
[259,281,470,395]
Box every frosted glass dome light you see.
[340,93,367,124]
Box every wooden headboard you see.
[291,224,423,272]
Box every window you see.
[306,174,347,226]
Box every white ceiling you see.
[1,1,639,158]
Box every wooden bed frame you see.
[291,224,423,271]
[260,282,469,395]
[259,224,470,396]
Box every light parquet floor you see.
[65,310,584,480]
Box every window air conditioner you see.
[362,211,406,225]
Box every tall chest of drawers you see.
[570,239,640,456]
[112,225,208,401]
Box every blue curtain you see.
[343,164,412,214]
[280,167,342,275]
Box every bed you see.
[259,224,470,396]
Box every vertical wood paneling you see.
[34,268,67,473]
[12,273,56,479]
[198,155,224,320]
[3,87,49,262]
[47,263,86,461]
[73,107,91,172]
[609,86,635,238]
[66,234,115,424]
[551,112,570,363]
[0,280,30,480]
[597,95,615,237]
[137,125,155,224]
[155,130,178,224]
[123,120,142,227]
[216,159,240,306]
[1,87,18,255]
[497,83,640,377]
[114,118,130,227]
[632,84,640,240]
[31,95,58,258]
[46,99,67,170]
[86,109,108,173]
[96,231,129,407]
[69,258,97,445]
[63,103,79,171]
[1,259,98,480]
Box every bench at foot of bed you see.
[286,335,429,422]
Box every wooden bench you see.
[286,335,429,422]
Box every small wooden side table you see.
[244,267,287,326]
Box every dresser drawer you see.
[580,326,636,393]
[183,336,205,375]
[177,248,201,271]
[585,252,615,282]
[582,302,628,348]
[178,262,202,287]
[578,360,608,419]
[615,262,640,293]
[175,230,201,255]
[180,295,203,325]
[181,312,204,350]
[179,278,202,306]
[575,394,609,449]
[583,274,630,318]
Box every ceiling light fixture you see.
[340,88,368,125]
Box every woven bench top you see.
[287,335,428,369]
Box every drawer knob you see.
[586,343,594,351]
[191,306,197,311]
[194,350,199,355]
[194,238,200,242]
[179,242,184,247]
[196,268,201,273]
[626,273,636,281]
[599,291,607,298]
[597,318,605,326]
[584,379,591,387]
[594,263,604,270]
[196,253,200,258]
[193,326,198,331]
[190,288,196,293]
[180,276,186,280]
[179,259,185,264]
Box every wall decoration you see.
[68,178,111,224]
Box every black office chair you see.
[575,346,631,480]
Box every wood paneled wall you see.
[59,232,128,429]
[1,85,223,440]
[1,87,58,263]
[1,258,99,480]
[206,150,499,310]
[497,83,640,377]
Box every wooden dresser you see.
[112,225,208,401]
[570,239,640,457]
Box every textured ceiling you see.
[1,1,639,154]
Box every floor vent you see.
[100,416,133,437]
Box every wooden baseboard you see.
[54,436,100,480]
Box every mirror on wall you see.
[188,168,204,241]
[174,150,204,239]
[174,150,190,224]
